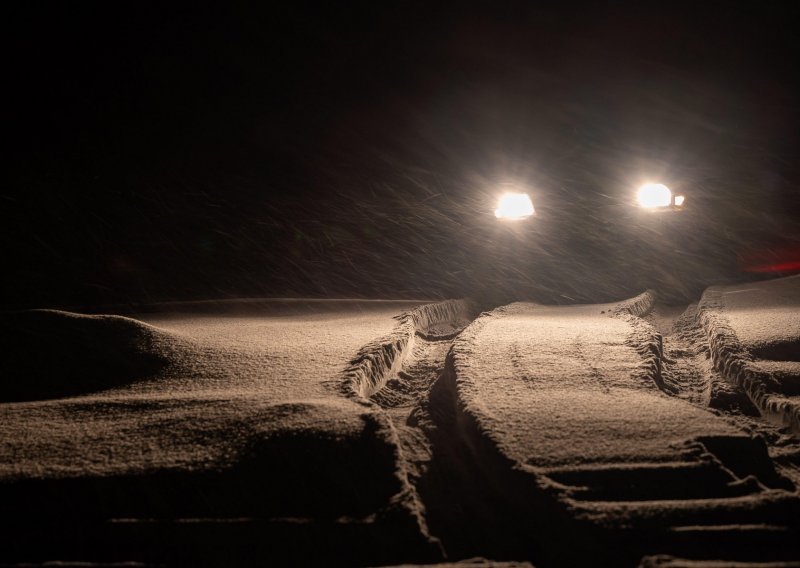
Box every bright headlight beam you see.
[636,183,672,209]
[495,193,535,220]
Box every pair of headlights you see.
[494,183,685,221]
[635,183,685,210]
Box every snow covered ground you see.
[1,300,427,476]
[1,279,799,566]
[697,276,800,432]
[445,286,799,565]
[0,300,451,565]
[451,297,743,466]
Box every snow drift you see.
[0,309,175,402]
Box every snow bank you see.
[714,276,800,356]
[696,276,800,432]
[0,309,177,402]
[343,299,478,399]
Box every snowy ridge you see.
[612,290,668,392]
[697,288,800,433]
[612,289,657,318]
[443,305,510,452]
[343,299,478,399]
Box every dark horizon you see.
[6,2,800,309]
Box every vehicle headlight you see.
[636,183,673,209]
[495,193,535,220]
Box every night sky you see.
[6,2,800,309]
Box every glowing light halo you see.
[636,183,672,209]
[495,192,535,220]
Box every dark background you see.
[6,2,800,309]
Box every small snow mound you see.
[0,309,175,401]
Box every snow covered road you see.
[1,280,799,566]
[442,286,800,565]
[451,299,742,466]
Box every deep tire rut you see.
[653,302,800,482]
[659,303,761,415]
[371,335,455,486]
[368,325,530,563]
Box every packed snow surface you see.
[2,290,798,566]
[698,275,800,431]
[716,275,800,354]
[452,301,741,467]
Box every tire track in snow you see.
[371,335,454,482]
[653,303,761,415]
[343,298,482,557]
[342,299,479,400]
[572,332,613,394]
[650,300,800,491]
[435,293,800,565]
